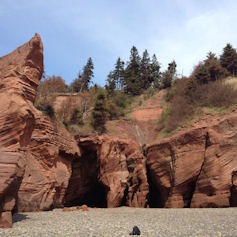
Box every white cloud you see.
[147,3,237,76]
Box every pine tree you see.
[191,62,210,84]
[220,43,237,76]
[205,52,228,81]
[70,108,83,125]
[168,60,177,81]
[105,72,116,96]
[70,57,94,92]
[161,61,177,88]
[113,57,125,90]
[140,49,151,90]
[91,89,107,134]
[150,54,161,88]
[191,52,228,85]
[124,46,141,95]
[81,57,94,91]
[161,71,173,88]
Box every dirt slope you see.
[106,90,164,145]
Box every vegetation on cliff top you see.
[157,44,237,136]
[35,43,237,136]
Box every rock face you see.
[146,113,237,208]
[0,151,25,228]
[16,110,80,212]
[0,34,80,226]
[0,33,43,227]
[65,135,149,208]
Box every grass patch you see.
[67,119,94,136]
[225,76,237,89]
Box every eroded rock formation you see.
[0,33,44,227]
[16,110,80,212]
[0,34,80,226]
[146,113,237,208]
[65,135,149,208]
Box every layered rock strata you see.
[0,33,44,227]
[0,34,80,226]
[65,135,149,208]
[146,113,237,208]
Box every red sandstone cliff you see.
[0,34,44,227]
[65,135,149,208]
[146,112,237,208]
[0,34,80,227]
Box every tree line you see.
[39,43,237,95]
[105,47,177,96]
[36,43,237,134]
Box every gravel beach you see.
[0,207,237,237]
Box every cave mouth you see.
[69,181,108,208]
[182,181,196,208]
[82,182,107,208]
[146,164,168,208]
[65,145,108,208]
[230,171,237,207]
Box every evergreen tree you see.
[113,57,125,90]
[81,57,94,91]
[124,46,141,95]
[105,72,116,96]
[192,62,210,84]
[161,71,173,88]
[161,61,177,88]
[70,108,83,125]
[91,89,107,134]
[168,60,177,81]
[150,54,161,88]
[191,52,228,85]
[205,52,228,81]
[140,49,151,90]
[220,43,237,76]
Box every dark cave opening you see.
[230,186,237,207]
[65,145,108,208]
[121,186,129,206]
[182,181,196,208]
[230,171,237,207]
[82,182,108,208]
[69,181,108,208]
[146,164,168,207]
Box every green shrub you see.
[70,108,83,125]
[191,80,237,107]
[107,102,121,120]
[91,89,107,134]
[157,78,237,134]
[36,104,55,118]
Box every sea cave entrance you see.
[65,145,108,208]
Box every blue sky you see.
[1,0,237,86]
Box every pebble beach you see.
[1,207,237,237]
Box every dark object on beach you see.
[129,226,141,235]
